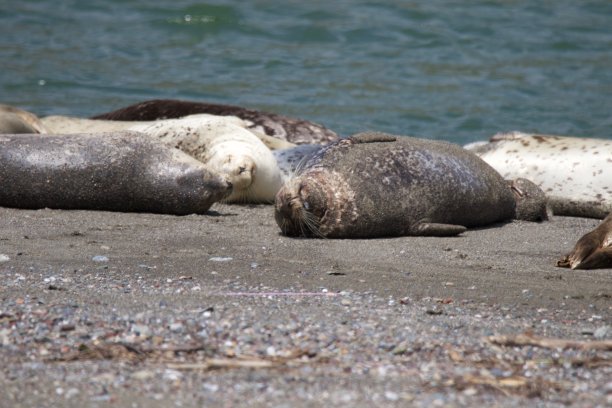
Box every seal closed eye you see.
[275,131,548,238]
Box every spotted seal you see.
[557,213,612,270]
[275,132,547,238]
[40,114,295,150]
[272,144,325,183]
[90,98,339,145]
[465,131,612,219]
[0,104,48,134]
[127,117,284,203]
[0,133,231,214]
[40,114,286,203]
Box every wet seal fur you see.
[557,213,612,270]
[465,131,612,219]
[40,114,286,203]
[91,98,339,145]
[275,132,547,238]
[0,133,231,215]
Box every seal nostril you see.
[238,166,247,174]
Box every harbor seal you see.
[0,133,231,215]
[465,131,612,219]
[40,114,285,203]
[557,213,612,270]
[0,104,48,134]
[40,113,295,150]
[90,98,340,145]
[127,117,284,203]
[274,132,547,238]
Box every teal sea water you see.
[2,1,611,144]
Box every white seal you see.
[40,114,285,203]
[465,131,612,219]
[128,116,284,203]
[40,114,295,150]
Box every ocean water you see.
[2,0,611,144]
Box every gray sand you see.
[0,205,610,407]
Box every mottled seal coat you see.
[90,98,340,145]
[128,117,284,203]
[272,144,325,183]
[0,133,231,215]
[275,132,546,238]
[0,104,48,134]
[466,131,612,219]
[557,213,612,270]
[40,114,295,150]
[39,114,286,203]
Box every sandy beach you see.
[0,204,610,407]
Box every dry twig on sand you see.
[487,333,612,351]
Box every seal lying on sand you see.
[40,114,295,150]
[40,114,285,203]
[557,213,612,270]
[90,98,339,145]
[275,132,547,238]
[0,133,231,215]
[128,117,284,203]
[465,132,612,219]
[0,104,48,134]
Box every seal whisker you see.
[302,209,324,238]
[273,131,540,238]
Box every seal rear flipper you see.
[557,214,612,269]
[569,247,612,270]
[557,232,608,270]
[508,178,549,222]
[412,222,467,237]
[349,132,397,144]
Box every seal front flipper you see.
[412,222,467,237]
[349,132,397,144]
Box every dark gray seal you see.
[91,98,339,145]
[0,133,232,215]
[557,213,612,270]
[274,132,547,238]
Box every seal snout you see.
[274,184,302,236]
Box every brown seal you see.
[557,213,612,269]
[0,104,48,134]
[274,132,547,238]
[91,98,339,145]
[0,132,232,215]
